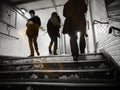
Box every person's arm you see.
[57,16,61,28]
[40,27,46,31]
[63,4,66,17]
[26,20,33,27]
[34,16,41,27]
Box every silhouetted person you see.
[47,12,61,55]
[62,0,88,61]
[26,10,41,57]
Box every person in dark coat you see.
[62,0,88,61]
[47,12,61,55]
[26,10,41,57]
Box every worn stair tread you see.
[0,80,119,87]
[0,79,120,83]
[0,60,106,66]
[0,68,112,74]
[1,57,104,61]
[0,78,117,82]
[0,53,103,60]
[0,79,119,87]
[0,53,118,88]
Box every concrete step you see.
[0,53,104,61]
[0,79,119,87]
[0,53,119,88]
[0,68,112,73]
[0,69,114,80]
[0,60,108,71]
[1,59,105,65]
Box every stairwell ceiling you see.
[8,0,68,12]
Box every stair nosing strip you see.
[0,81,118,87]
[0,69,112,74]
[0,60,106,66]
[0,53,103,60]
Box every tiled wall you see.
[0,2,29,57]
[0,2,66,57]
[90,0,120,65]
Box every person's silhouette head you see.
[29,10,35,18]
[51,12,58,18]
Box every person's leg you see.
[79,16,87,54]
[33,37,40,56]
[80,33,86,54]
[53,37,58,55]
[28,37,34,56]
[49,40,53,54]
[68,32,79,61]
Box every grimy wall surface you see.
[90,0,120,66]
[0,1,28,56]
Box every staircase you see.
[0,53,120,90]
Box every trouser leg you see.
[53,37,58,55]
[69,32,79,57]
[49,40,53,54]
[33,37,40,55]
[28,37,34,56]
[80,33,86,54]
[79,16,87,54]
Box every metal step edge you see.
[0,81,119,87]
[0,69,112,74]
[0,60,106,66]
[0,78,117,83]
[0,53,103,60]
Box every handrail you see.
[109,26,120,34]
[93,20,109,25]
[0,32,19,40]
[92,20,109,53]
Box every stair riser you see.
[0,55,104,64]
[0,54,119,87]
[0,70,114,80]
[0,62,108,71]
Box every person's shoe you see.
[85,33,88,37]
[81,50,85,54]
[73,56,78,61]
[49,48,52,54]
[54,52,58,55]
[28,54,34,57]
[53,51,57,55]
[37,51,40,56]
